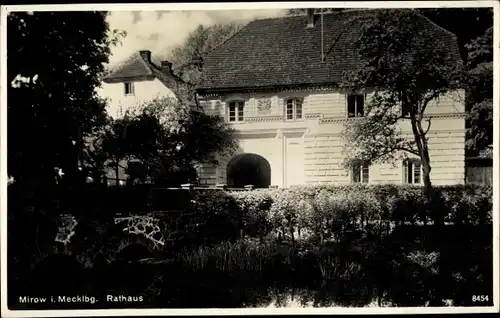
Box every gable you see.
[103,51,184,96]
[103,52,154,83]
[197,9,461,92]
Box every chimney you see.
[139,50,151,63]
[161,60,173,72]
[306,8,315,28]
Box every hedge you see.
[190,184,493,244]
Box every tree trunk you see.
[411,111,448,306]
[409,109,436,225]
[115,159,120,186]
[290,224,295,247]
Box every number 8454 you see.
[472,295,489,302]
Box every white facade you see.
[198,88,466,188]
[97,78,177,119]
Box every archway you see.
[227,153,271,188]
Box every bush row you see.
[190,184,493,243]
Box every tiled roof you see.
[196,9,461,92]
[103,52,183,90]
[103,52,154,83]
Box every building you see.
[97,50,182,119]
[195,9,466,188]
[96,50,182,185]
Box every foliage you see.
[339,9,463,189]
[187,184,493,245]
[84,96,237,186]
[230,190,275,239]
[167,23,244,85]
[464,27,493,155]
[290,8,493,156]
[81,118,114,183]
[7,11,125,185]
[8,182,493,308]
[413,8,493,156]
[189,191,241,245]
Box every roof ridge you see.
[197,8,463,91]
[253,9,371,21]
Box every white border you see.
[1,1,499,316]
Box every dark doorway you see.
[226,153,271,188]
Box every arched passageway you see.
[226,153,271,188]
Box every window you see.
[285,98,303,120]
[351,162,370,183]
[124,82,134,96]
[228,101,245,122]
[404,159,422,184]
[347,93,365,118]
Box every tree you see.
[166,23,244,85]
[464,27,493,156]
[7,11,125,186]
[81,118,113,184]
[340,10,462,192]
[417,8,493,156]
[90,96,237,186]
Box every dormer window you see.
[351,161,370,183]
[347,93,365,118]
[124,82,134,96]
[285,98,303,120]
[404,159,422,184]
[228,101,245,122]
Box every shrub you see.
[438,185,493,225]
[219,184,493,239]
[230,190,274,240]
[189,190,241,245]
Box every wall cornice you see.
[230,112,465,126]
[245,116,284,123]
[308,128,466,137]
[198,83,339,98]
[319,113,466,124]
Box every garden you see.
[7,183,494,309]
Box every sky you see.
[105,9,288,67]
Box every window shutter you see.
[296,98,303,119]
[237,102,244,121]
[414,161,421,184]
[228,102,236,122]
[286,99,293,120]
[362,164,369,183]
